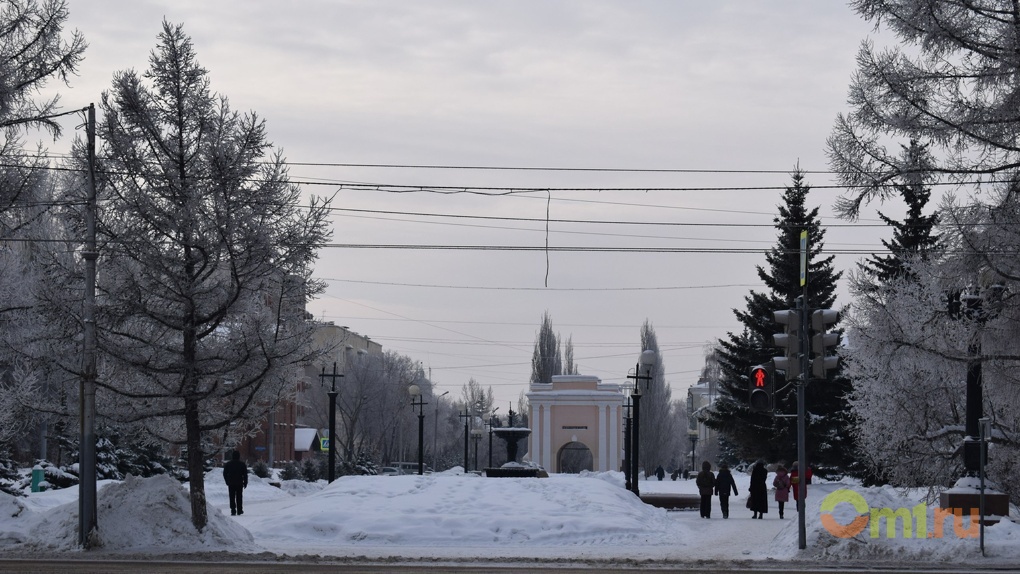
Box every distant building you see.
[236,322,382,466]
[686,352,721,470]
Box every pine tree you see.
[704,169,853,473]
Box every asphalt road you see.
[0,559,1012,573]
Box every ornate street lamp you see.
[319,363,344,483]
[626,350,656,496]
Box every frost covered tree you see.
[335,350,428,464]
[843,140,944,485]
[704,170,854,473]
[530,311,562,384]
[0,0,85,460]
[48,22,331,530]
[828,0,1020,216]
[0,0,85,136]
[830,0,1020,497]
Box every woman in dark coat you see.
[748,461,768,519]
[714,463,738,519]
[695,460,716,518]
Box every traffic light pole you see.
[796,296,808,551]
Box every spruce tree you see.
[860,141,940,283]
[704,169,853,474]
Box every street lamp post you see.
[471,428,483,472]
[319,363,344,483]
[408,384,428,475]
[623,397,632,491]
[458,408,471,473]
[626,350,656,496]
[433,391,449,472]
[483,408,499,468]
[688,429,699,477]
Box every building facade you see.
[526,375,625,473]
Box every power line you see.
[322,278,759,291]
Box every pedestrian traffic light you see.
[772,308,802,380]
[811,309,839,378]
[748,364,773,412]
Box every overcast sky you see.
[46,1,893,407]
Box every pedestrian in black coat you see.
[695,460,715,518]
[748,461,768,519]
[714,463,739,519]
[655,465,665,481]
[223,450,248,516]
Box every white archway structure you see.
[527,375,624,473]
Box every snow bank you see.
[779,482,1019,561]
[0,474,258,553]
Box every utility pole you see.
[80,103,98,549]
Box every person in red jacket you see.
[790,461,812,503]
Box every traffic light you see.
[811,309,839,378]
[773,309,802,380]
[748,364,773,412]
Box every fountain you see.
[485,406,541,478]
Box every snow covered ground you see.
[1,468,1018,568]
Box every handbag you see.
[745,496,752,509]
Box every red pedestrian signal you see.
[748,364,773,412]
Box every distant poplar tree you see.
[529,311,562,384]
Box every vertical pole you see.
[797,300,808,550]
[79,103,98,549]
[488,426,493,468]
[796,230,809,551]
[319,363,342,483]
[462,409,469,473]
[623,403,631,491]
[327,365,338,483]
[979,417,989,556]
[964,339,983,474]
[631,390,641,497]
[433,401,440,472]
[417,410,424,475]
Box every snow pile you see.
[242,472,675,552]
[0,469,1016,566]
[772,482,1019,561]
[0,474,257,553]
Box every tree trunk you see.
[185,397,208,531]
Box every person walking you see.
[790,461,812,506]
[695,460,716,518]
[773,465,791,519]
[748,460,768,519]
[714,463,738,519]
[655,465,665,481]
[223,450,248,516]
